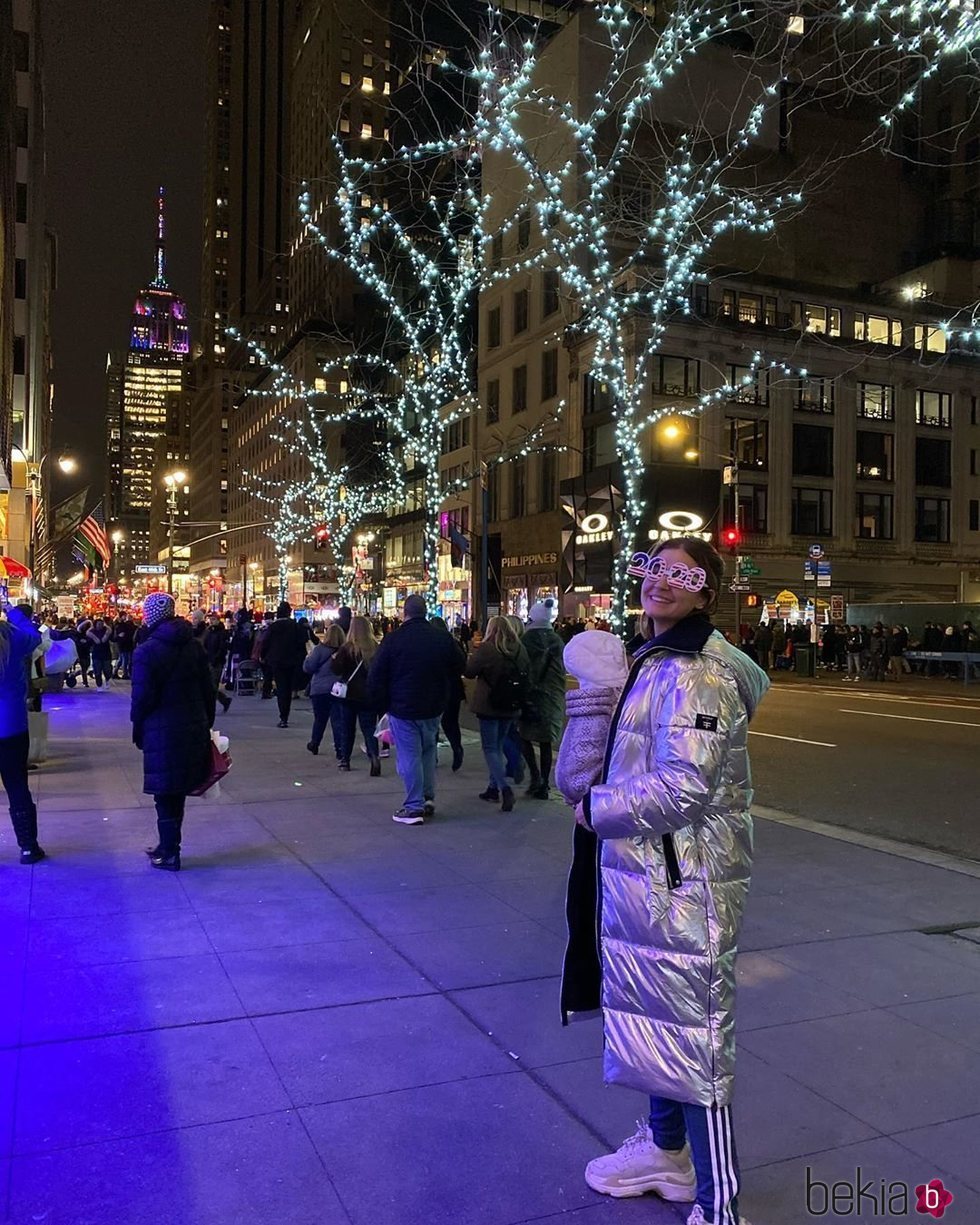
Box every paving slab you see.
[350,882,527,936]
[5,1112,347,1225]
[254,993,515,1107]
[384,919,568,990]
[301,1072,604,1225]
[892,1113,980,1195]
[20,951,246,1042]
[13,1019,289,1154]
[739,1007,980,1132]
[888,990,980,1054]
[534,1056,648,1152]
[735,951,871,1030]
[194,892,373,953]
[26,908,212,967]
[218,936,431,1014]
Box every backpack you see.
[487,652,530,714]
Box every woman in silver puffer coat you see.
[562,536,768,1225]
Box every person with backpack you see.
[465,615,531,813]
[259,602,308,728]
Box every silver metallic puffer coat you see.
[586,624,769,1108]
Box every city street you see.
[1,683,979,1224]
[751,675,980,861]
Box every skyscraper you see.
[112,188,189,579]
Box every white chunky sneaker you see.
[585,1119,696,1201]
[687,1204,753,1224]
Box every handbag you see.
[189,735,233,796]
[331,658,363,700]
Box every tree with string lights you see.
[469,0,980,629]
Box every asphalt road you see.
[750,676,980,862]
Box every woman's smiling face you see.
[641,545,710,631]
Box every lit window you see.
[787,15,805,35]
[855,313,902,346]
[361,77,373,93]
[340,72,351,86]
[339,117,350,134]
[914,324,947,354]
[361,123,372,139]
[314,378,327,392]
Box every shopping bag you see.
[189,731,232,796]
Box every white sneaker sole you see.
[585,1167,696,1201]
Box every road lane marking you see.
[838,708,980,729]
[777,687,980,709]
[749,730,836,747]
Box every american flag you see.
[79,502,110,569]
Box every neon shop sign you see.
[648,511,712,543]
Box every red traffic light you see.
[721,527,740,549]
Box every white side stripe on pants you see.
[707,1105,739,1224]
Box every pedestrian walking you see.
[130,593,216,872]
[432,617,466,771]
[368,594,460,825]
[330,615,381,774]
[112,612,137,679]
[844,625,863,681]
[753,621,772,672]
[86,618,113,689]
[0,602,44,863]
[203,612,233,713]
[303,623,346,756]
[502,614,527,784]
[465,616,531,813]
[518,599,566,800]
[564,536,768,1225]
[73,618,92,687]
[260,602,307,727]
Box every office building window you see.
[512,365,528,414]
[797,376,835,413]
[856,431,894,481]
[542,269,560,317]
[856,492,894,539]
[513,289,529,336]
[14,30,29,71]
[539,450,557,511]
[486,379,500,424]
[858,382,894,420]
[583,375,614,416]
[736,485,768,533]
[915,497,951,542]
[916,437,951,487]
[15,182,27,224]
[914,323,947,354]
[792,487,833,536]
[916,390,951,427]
[971,500,980,532]
[728,364,768,405]
[793,424,834,476]
[16,107,28,148]
[517,209,531,251]
[14,259,26,300]
[653,354,700,396]
[855,313,902,346]
[511,459,527,518]
[487,465,500,521]
[487,306,501,349]
[972,448,978,477]
[729,417,768,469]
[541,349,558,401]
[490,233,503,269]
[583,419,616,471]
[13,335,25,375]
[791,302,841,337]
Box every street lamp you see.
[13,446,83,600]
[163,469,188,597]
[109,529,124,583]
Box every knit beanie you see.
[189,609,206,626]
[143,592,176,628]
[527,597,558,627]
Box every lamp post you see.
[163,469,187,598]
[16,447,80,602]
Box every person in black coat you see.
[260,601,308,727]
[131,593,216,871]
[432,617,466,771]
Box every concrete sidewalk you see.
[1,685,979,1225]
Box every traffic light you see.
[721,526,740,552]
[314,526,329,551]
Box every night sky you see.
[42,1,208,506]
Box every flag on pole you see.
[48,486,90,544]
[79,503,111,569]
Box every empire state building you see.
[108,189,190,577]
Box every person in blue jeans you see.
[563,537,768,1225]
[0,602,43,863]
[368,594,461,825]
[465,616,530,814]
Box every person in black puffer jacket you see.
[131,593,216,871]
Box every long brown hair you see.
[346,615,378,662]
[484,615,521,658]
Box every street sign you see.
[808,543,824,560]
[830,595,845,622]
[804,560,832,586]
[135,563,167,576]
[730,580,752,593]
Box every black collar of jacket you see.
[635,613,714,658]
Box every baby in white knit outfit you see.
[555,631,630,806]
